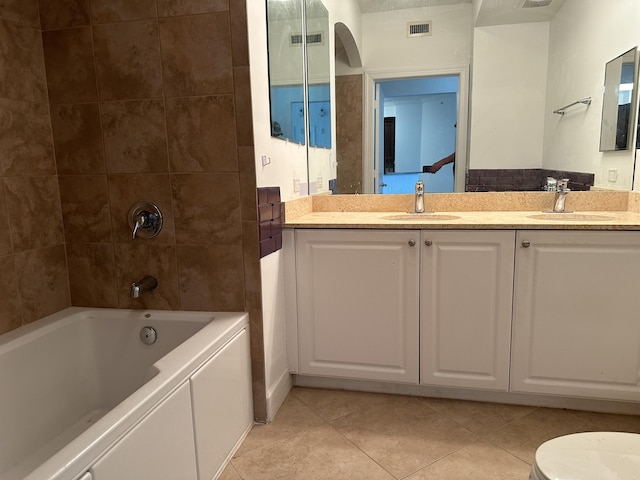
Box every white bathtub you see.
[0,307,253,480]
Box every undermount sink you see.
[527,212,615,221]
[383,213,461,221]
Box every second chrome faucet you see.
[415,180,425,213]
[552,178,571,212]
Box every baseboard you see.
[293,375,640,416]
[266,370,293,422]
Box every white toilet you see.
[530,432,640,480]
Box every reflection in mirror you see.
[305,0,334,194]
[327,0,640,193]
[305,0,331,149]
[266,0,305,144]
[600,47,638,152]
[377,76,458,194]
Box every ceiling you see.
[475,0,567,26]
[358,0,567,25]
[358,0,471,13]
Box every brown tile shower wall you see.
[335,74,363,194]
[0,2,71,335]
[0,0,266,420]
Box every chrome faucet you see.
[553,178,571,212]
[415,180,425,213]
[544,177,558,192]
[130,275,158,299]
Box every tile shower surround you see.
[0,1,267,419]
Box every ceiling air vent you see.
[307,32,323,44]
[407,21,432,38]
[290,32,324,46]
[521,0,553,7]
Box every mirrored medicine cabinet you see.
[600,47,639,152]
[265,0,331,149]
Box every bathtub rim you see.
[2,307,249,480]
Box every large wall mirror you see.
[266,0,305,144]
[324,0,640,194]
[266,0,332,152]
[600,47,639,152]
[305,0,331,149]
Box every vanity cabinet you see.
[291,227,640,405]
[420,231,515,390]
[511,230,640,401]
[295,229,420,383]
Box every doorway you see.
[364,67,469,194]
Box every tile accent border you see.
[466,168,595,192]
[257,187,282,258]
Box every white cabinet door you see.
[190,328,253,480]
[91,383,197,480]
[296,229,420,383]
[420,230,515,390]
[512,230,640,401]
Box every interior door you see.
[383,117,396,173]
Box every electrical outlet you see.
[293,178,300,193]
[317,176,323,188]
[608,169,618,182]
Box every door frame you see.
[363,65,470,193]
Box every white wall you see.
[420,94,457,167]
[324,0,362,65]
[543,0,640,190]
[386,94,456,174]
[247,0,302,420]
[362,4,473,71]
[361,4,472,192]
[469,22,549,170]
[267,16,305,86]
[246,0,363,420]
[308,0,362,193]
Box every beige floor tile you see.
[331,394,478,478]
[292,386,408,422]
[484,407,599,464]
[405,440,532,480]
[567,410,640,433]
[231,425,395,480]
[218,463,242,480]
[234,394,326,457]
[417,397,537,436]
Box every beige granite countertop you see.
[284,192,640,231]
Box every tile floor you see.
[220,387,640,480]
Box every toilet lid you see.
[534,432,640,480]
